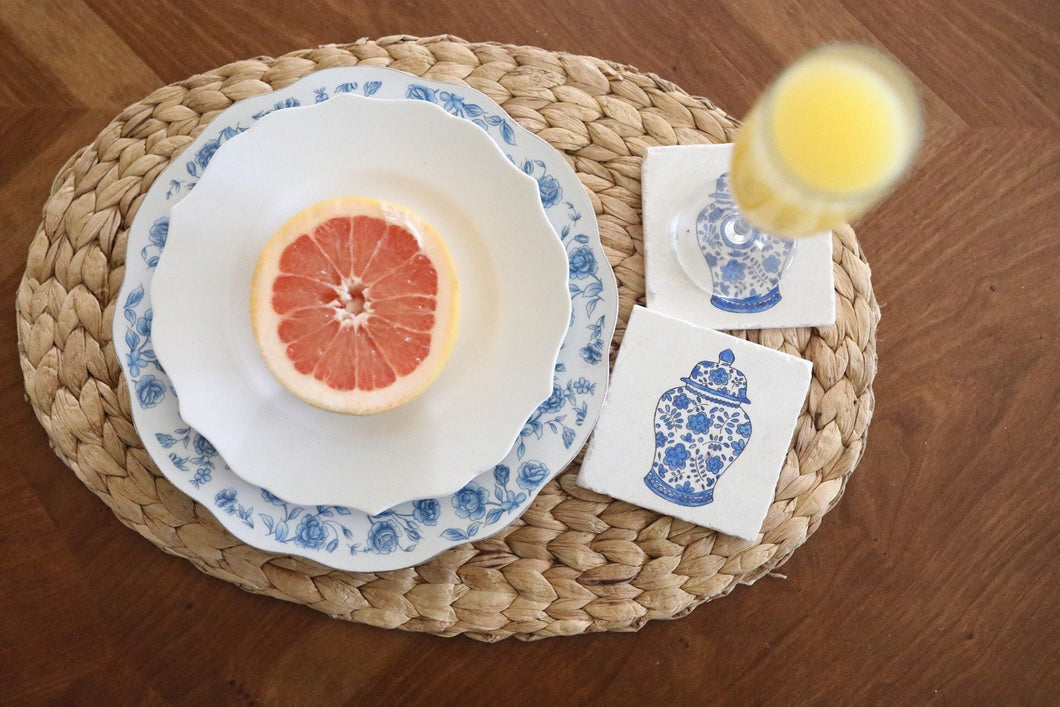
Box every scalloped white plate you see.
[151,93,571,513]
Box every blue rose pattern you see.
[517,461,549,490]
[135,375,166,408]
[568,246,597,279]
[366,520,400,554]
[192,138,220,173]
[193,433,216,457]
[121,72,614,562]
[540,385,565,413]
[439,462,543,542]
[141,217,169,266]
[148,218,168,248]
[295,514,328,549]
[453,484,489,520]
[579,342,603,365]
[413,499,440,524]
[537,174,562,208]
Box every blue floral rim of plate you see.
[115,66,618,572]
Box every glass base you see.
[710,287,782,313]
[670,172,796,314]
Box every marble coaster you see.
[643,144,835,330]
[578,306,813,540]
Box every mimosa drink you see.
[730,44,921,238]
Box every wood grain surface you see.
[2,1,1057,704]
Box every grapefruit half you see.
[250,196,459,415]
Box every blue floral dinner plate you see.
[115,66,618,571]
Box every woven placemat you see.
[16,35,879,641]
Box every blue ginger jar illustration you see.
[697,173,794,313]
[644,349,753,507]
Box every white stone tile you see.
[643,143,835,330]
[578,306,812,541]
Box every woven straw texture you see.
[16,35,879,641]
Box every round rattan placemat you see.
[16,35,879,641]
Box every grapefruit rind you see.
[249,196,460,415]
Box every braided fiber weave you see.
[16,35,879,641]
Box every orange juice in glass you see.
[730,44,922,238]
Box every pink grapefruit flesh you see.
[250,196,459,414]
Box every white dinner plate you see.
[152,93,571,513]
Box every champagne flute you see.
[730,43,922,238]
[668,44,921,307]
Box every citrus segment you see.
[349,215,386,277]
[250,196,459,414]
[360,225,422,282]
[271,274,337,313]
[312,217,354,274]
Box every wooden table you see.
[2,1,1056,703]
